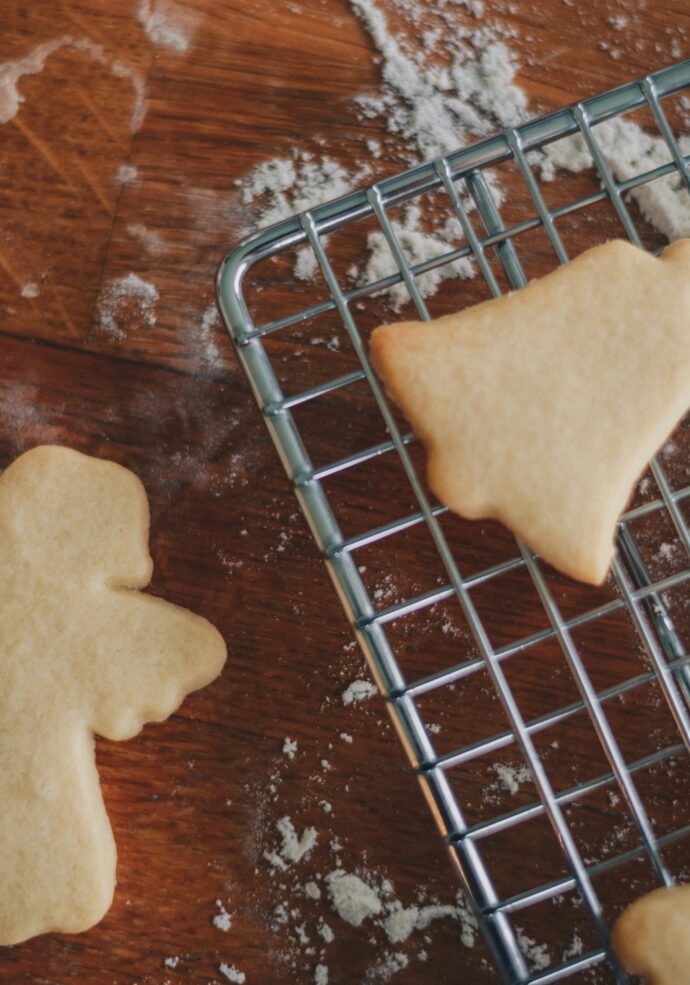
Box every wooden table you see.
[1,1,689,983]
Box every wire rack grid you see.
[217,61,690,984]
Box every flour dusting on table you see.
[96,273,159,338]
[239,0,688,307]
[138,0,191,52]
[0,35,147,131]
[341,679,377,705]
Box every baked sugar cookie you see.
[370,239,690,584]
[612,884,690,984]
[0,445,227,945]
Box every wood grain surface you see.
[1,1,690,983]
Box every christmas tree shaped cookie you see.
[371,239,690,584]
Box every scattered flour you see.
[213,900,233,932]
[241,152,368,229]
[563,931,584,961]
[314,964,329,985]
[540,117,690,241]
[20,282,39,299]
[240,0,689,309]
[0,36,76,124]
[294,247,319,282]
[351,0,527,161]
[115,163,138,185]
[264,816,318,868]
[0,36,146,131]
[163,955,180,968]
[137,1,191,53]
[381,896,478,948]
[342,679,378,706]
[126,222,169,255]
[96,272,159,339]
[283,737,298,760]
[218,963,246,984]
[516,928,552,972]
[494,762,533,796]
[317,918,335,943]
[365,951,409,982]
[325,870,383,926]
[199,304,222,363]
[655,541,680,566]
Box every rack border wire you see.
[217,60,690,984]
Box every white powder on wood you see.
[239,0,521,298]
[96,273,159,339]
[325,870,383,926]
[239,0,688,316]
[314,964,329,985]
[199,304,222,363]
[213,899,232,932]
[137,1,190,53]
[317,918,335,943]
[269,816,318,866]
[366,951,409,982]
[242,152,369,229]
[342,679,377,706]
[563,931,584,960]
[494,762,532,796]
[115,163,138,185]
[20,282,39,298]
[0,36,146,132]
[351,0,526,161]
[218,963,246,983]
[294,247,319,282]
[283,737,298,760]
[516,928,551,971]
[381,894,477,948]
[126,222,169,256]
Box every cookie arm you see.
[86,590,227,741]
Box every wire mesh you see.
[217,60,690,984]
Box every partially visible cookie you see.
[370,239,690,584]
[612,884,690,984]
[0,445,227,945]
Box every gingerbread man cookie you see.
[0,446,227,945]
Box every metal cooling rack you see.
[217,61,690,984]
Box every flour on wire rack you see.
[240,0,689,309]
[538,117,690,243]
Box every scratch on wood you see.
[73,155,116,217]
[0,249,26,291]
[11,115,77,190]
[45,277,80,338]
[74,85,129,151]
